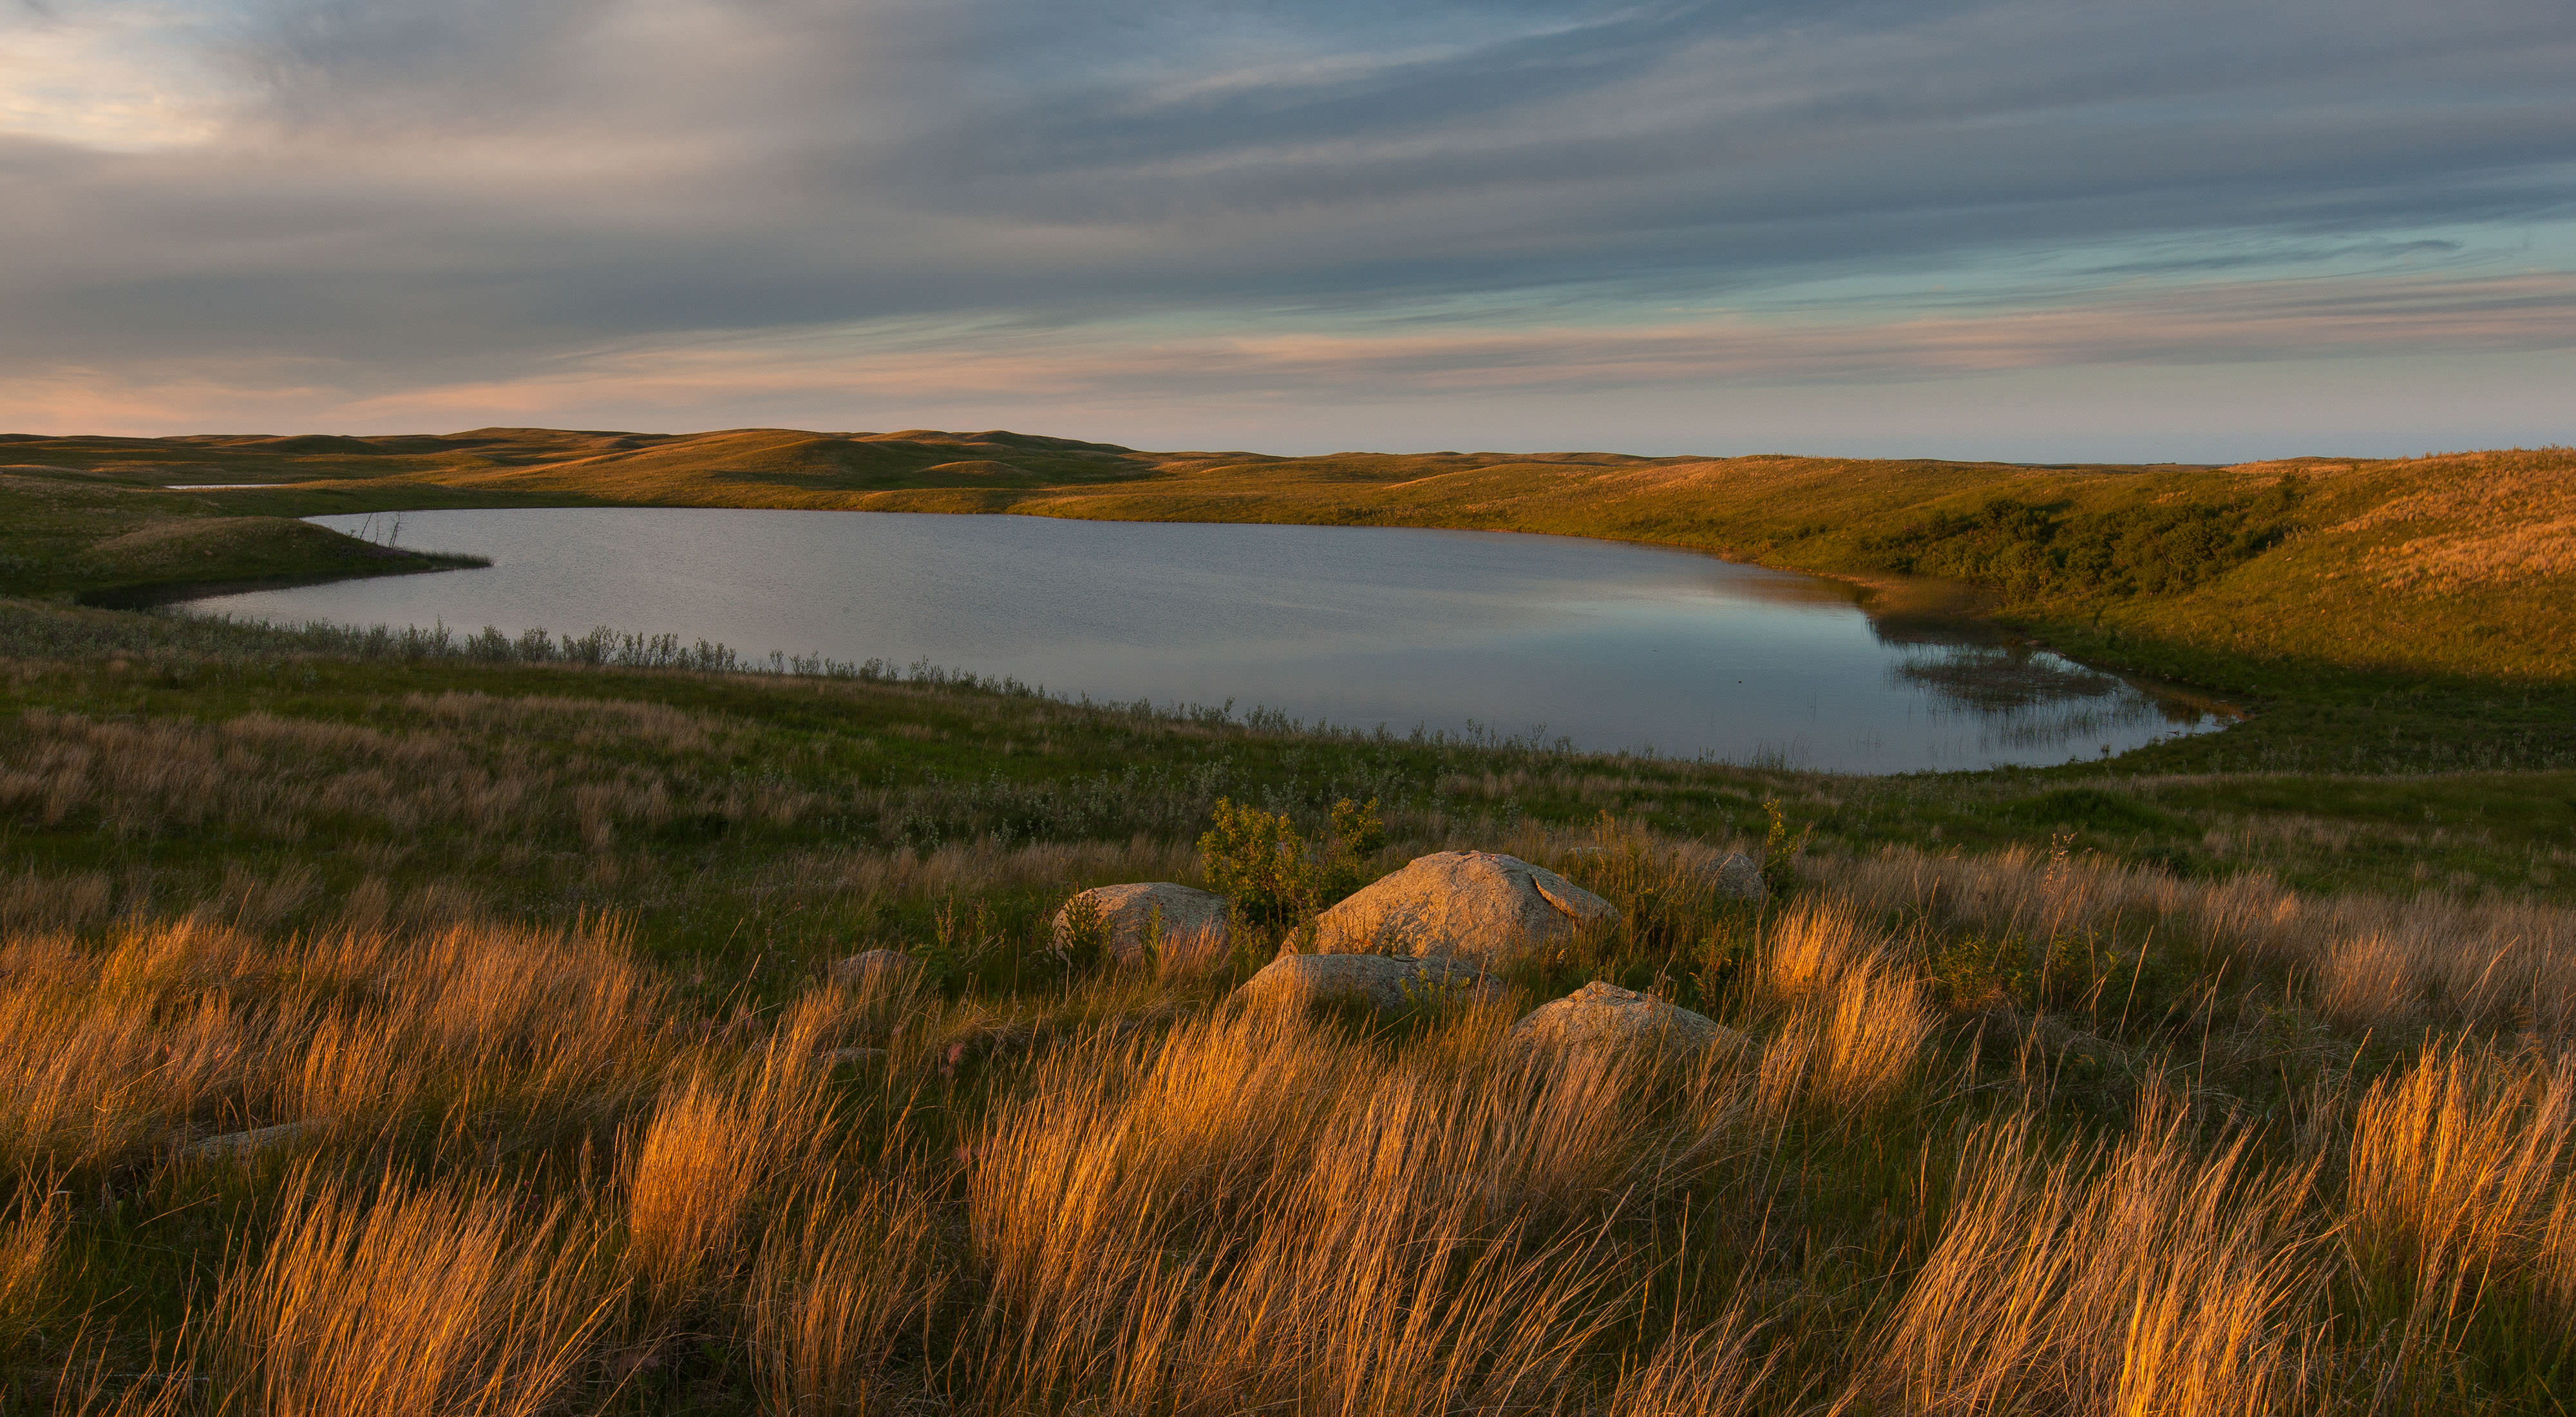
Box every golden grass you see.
[10,830,2576,1411]
[1832,841,2576,1036]
[1870,1105,2319,1416]
[0,914,673,1184]
[954,1011,1656,1412]
[210,1168,611,1417]
[0,1181,65,1356]
[2345,1045,2575,1337]
[1751,901,1935,1121]
[747,1180,949,1416]
[2335,448,2576,593]
[625,1048,835,1308]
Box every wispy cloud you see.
[2,0,2571,451]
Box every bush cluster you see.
[1862,475,2304,600]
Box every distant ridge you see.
[3,427,2569,683]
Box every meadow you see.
[3,426,2574,1411]
[3,587,2575,1412]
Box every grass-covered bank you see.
[7,428,2573,781]
[6,594,2576,1412]
[6,427,2575,1412]
[4,597,2570,973]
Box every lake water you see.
[184,508,2224,772]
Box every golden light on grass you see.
[211,1168,611,1417]
[1755,902,1935,1121]
[5,767,2576,1408]
[1870,1107,2319,1416]
[2344,1043,2575,1349]
[626,1048,837,1309]
[747,1180,949,1417]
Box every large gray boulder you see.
[1235,952,1502,1015]
[1509,982,1740,1056]
[1315,851,1616,967]
[1053,882,1230,964]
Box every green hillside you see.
[6,425,2571,696]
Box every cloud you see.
[1,0,2572,448]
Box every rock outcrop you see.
[1234,952,1502,1016]
[1509,981,1739,1056]
[1054,882,1231,964]
[1314,851,1616,967]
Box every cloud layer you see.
[4,0,2573,455]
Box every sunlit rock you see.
[1314,851,1616,967]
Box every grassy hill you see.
[8,428,2569,684]
[5,428,2576,1411]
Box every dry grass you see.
[209,1168,611,1417]
[1868,1105,2320,1416]
[7,831,2576,1412]
[748,1180,949,1416]
[2339,447,2576,594]
[0,915,673,1184]
[1832,841,2576,1036]
[954,1011,1656,1412]
[625,1048,837,1309]
[0,1181,66,1356]
[1748,901,1937,1121]
[2345,1045,2576,1349]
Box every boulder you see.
[1314,851,1616,967]
[1704,851,1766,902]
[830,948,920,991]
[1234,953,1503,1016]
[1054,882,1230,964]
[1509,982,1739,1056]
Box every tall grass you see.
[1753,902,1936,1121]
[0,1180,66,1357]
[747,1180,949,1416]
[7,827,2576,1411]
[1868,1106,2320,1416]
[625,1048,836,1309]
[209,1168,611,1417]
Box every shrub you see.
[1197,796,1384,929]
[1759,797,1810,900]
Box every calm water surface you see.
[186,508,2222,772]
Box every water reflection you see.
[178,508,2228,773]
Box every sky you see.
[3,0,2572,461]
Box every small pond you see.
[182,508,2224,772]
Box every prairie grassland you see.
[5,596,2576,1410]
[7,826,2576,1412]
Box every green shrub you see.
[1197,795,1385,929]
[1761,797,1811,899]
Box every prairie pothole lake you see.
[184,508,2225,772]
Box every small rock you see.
[940,1020,1039,1077]
[831,948,920,991]
[1314,851,1616,967]
[1054,882,1231,964]
[184,1117,334,1162]
[1509,982,1739,1056]
[1705,851,1766,902]
[1235,953,1503,1016]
